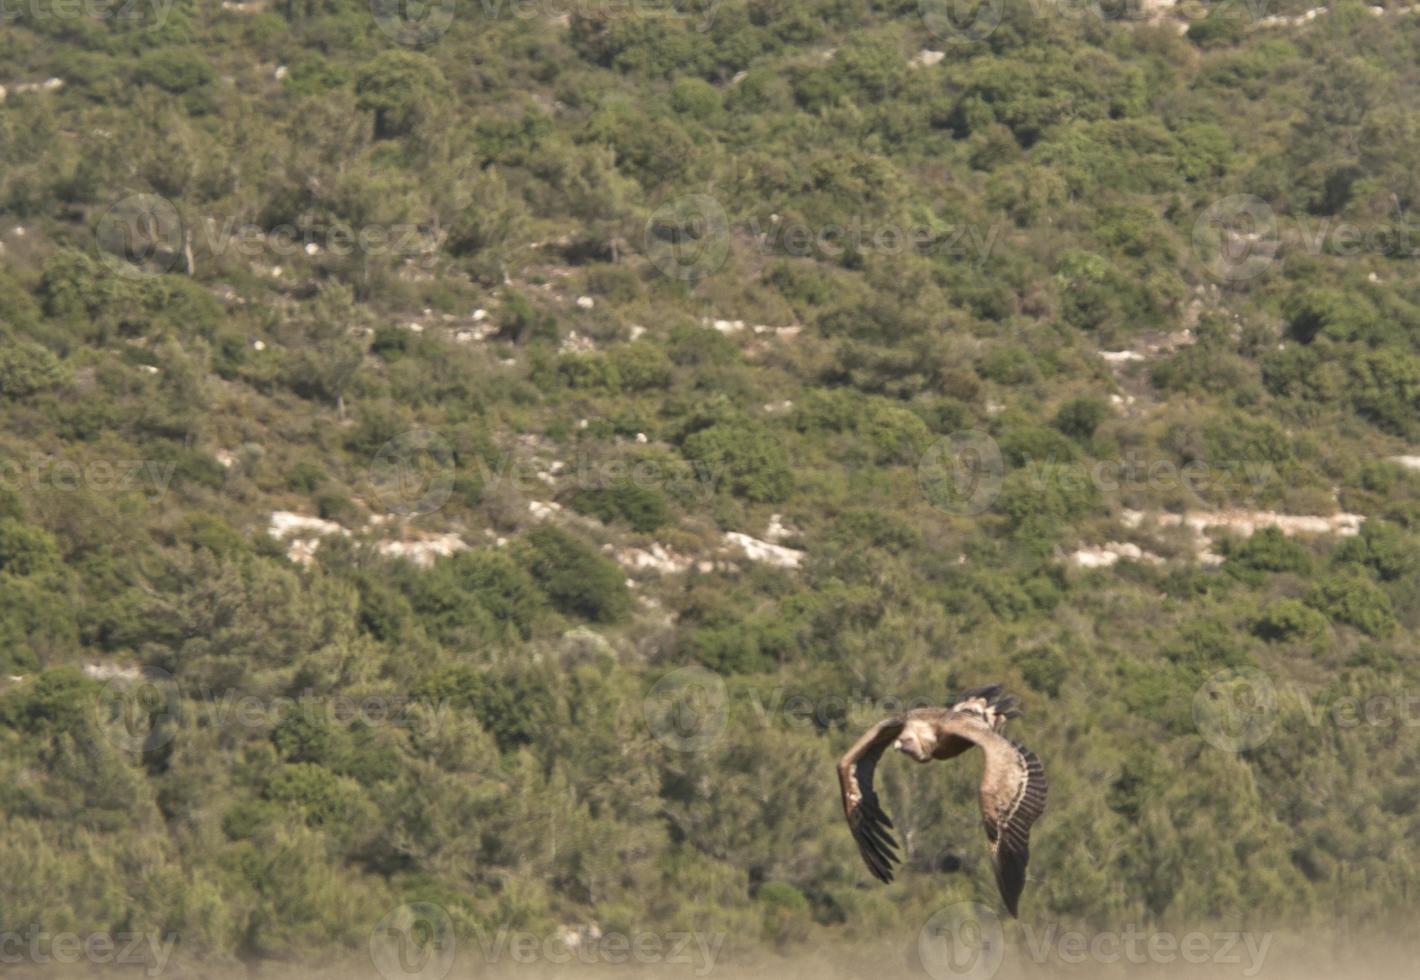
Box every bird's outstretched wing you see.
[983,741,1047,917]
[836,717,905,883]
[935,712,1048,917]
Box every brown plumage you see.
[836,684,1047,917]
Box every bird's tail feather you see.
[950,683,1023,731]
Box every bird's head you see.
[893,721,935,762]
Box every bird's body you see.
[836,684,1047,917]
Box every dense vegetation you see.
[2,0,1420,972]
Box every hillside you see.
[2,0,1420,972]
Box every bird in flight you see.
[836,684,1047,917]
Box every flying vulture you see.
[836,684,1047,917]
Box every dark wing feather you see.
[984,742,1047,917]
[836,717,905,883]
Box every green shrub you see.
[1053,398,1108,443]
[272,713,339,766]
[1333,522,1418,581]
[570,480,670,532]
[993,466,1098,543]
[1348,348,1420,436]
[413,664,556,752]
[757,880,811,947]
[223,799,282,840]
[0,341,65,398]
[1164,617,1251,670]
[1018,645,1067,697]
[1306,573,1397,637]
[1107,752,1164,821]
[354,51,448,139]
[670,77,722,119]
[1224,527,1312,581]
[682,615,795,675]
[519,526,631,623]
[370,326,411,361]
[607,342,673,391]
[0,271,42,334]
[495,292,558,344]
[861,401,932,464]
[356,577,414,642]
[680,421,793,502]
[135,48,217,93]
[0,520,58,575]
[0,667,91,735]
[557,354,620,391]
[794,389,863,434]
[406,550,545,643]
[1187,12,1247,49]
[1252,600,1330,645]
[262,763,375,840]
[999,426,1078,468]
[976,345,1039,384]
[315,493,358,525]
[287,462,328,494]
